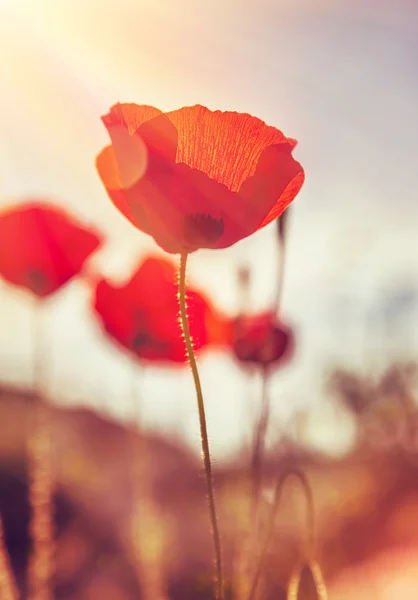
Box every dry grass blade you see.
[247,468,315,600]
[287,560,328,600]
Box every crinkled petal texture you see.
[96,103,305,253]
[0,202,102,297]
[231,312,294,369]
[93,256,230,364]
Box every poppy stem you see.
[129,363,169,600]
[178,252,224,600]
[251,369,270,516]
[250,211,288,521]
[247,468,316,600]
[275,212,288,314]
[28,300,55,600]
[275,243,286,313]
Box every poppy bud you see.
[231,312,294,369]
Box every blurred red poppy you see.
[0,202,102,297]
[231,311,294,369]
[96,103,304,253]
[93,256,230,363]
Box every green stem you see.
[247,468,315,600]
[178,252,224,600]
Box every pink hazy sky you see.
[0,0,417,458]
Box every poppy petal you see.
[102,104,178,167]
[94,280,136,348]
[98,109,183,251]
[239,143,305,232]
[92,256,229,363]
[96,145,139,225]
[127,256,177,308]
[102,103,162,135]
[168,163,243,250]
[166,105,296,191]
[96,146,178,251]
[0,203,102,297]
[102,122,148,190]
[97,103,305,252]
[137,113,178,165]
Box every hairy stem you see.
[178,252,224,600]
[247,468,315,600]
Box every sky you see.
[0,0,418,459]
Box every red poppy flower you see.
[92,256,230,363]
[231,311,294,369]
[96,103,305,253]
[0,202,102,297]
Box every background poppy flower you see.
[92,256,230,363]
[96,103,305,253]
[0,202,102,297]
[231,311,294,369]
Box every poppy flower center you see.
[131,327,169,354]
[132,330,152,349]
[233,318,291,366]
[25,268,50,295]
[183,213,224,247]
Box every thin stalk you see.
[275,209,289,313]
[247,468,315,600]
[251,370,270,517]
[287,560,328,600]
[129,362,169,600]
[0,516,18,600]
[275,240,286,314]
[237,265,251,314]
[250,213,287,514]
[178,252,224,600]
[27,301,54,600]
